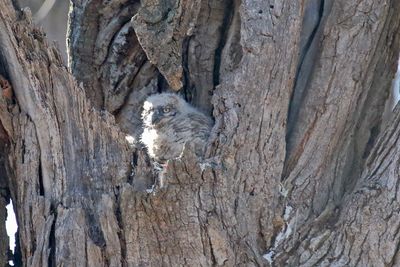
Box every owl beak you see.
[151,111,162,125]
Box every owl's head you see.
[142,93,186,128]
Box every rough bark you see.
[0,0,400,266]
[0,4,132,266]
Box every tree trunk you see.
[0,0,400,266]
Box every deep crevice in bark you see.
[219,0,242,76]
[127,153,137,185]
[38,158,44,196]
[181,36,191,101]
[283,0,326,179]
[48,207,57,267]
[208,236,218,266]
[285,0,324,149]
[362,125,380,160]
[0,56,10,82]
[13,229,22,267]
[114,187,127,267]
[213,0,235,88]
[156,73,168,93]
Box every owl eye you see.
[163,107,171,113]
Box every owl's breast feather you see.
[141,126,185,162]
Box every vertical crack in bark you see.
[13,232,22,266]
[283,0,326,178]
[114,187,127,267]
[48,206,57,267]
[157,72,168,93]
[0,54,10,83]
[286,0,324,140]
[362,125,380,160]
[181,36,191,101]
[38,157,44,196]
[127,153,137,184]
[213,0,234,88]
[207,234,218,266]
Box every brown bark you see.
[0,0,400,266]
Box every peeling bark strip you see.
[0,0,400,266]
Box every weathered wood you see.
[0,3,132,265]
[0,0,400,266]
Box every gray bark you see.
[0,0,400,266]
